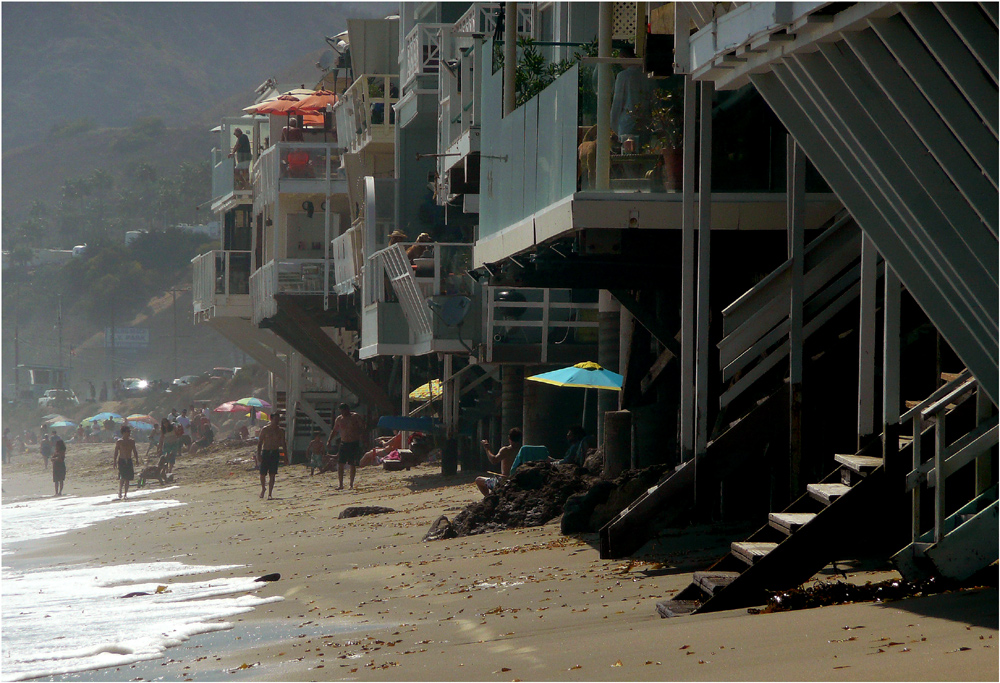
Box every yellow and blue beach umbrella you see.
[526,361,623,391]
[409,379,443,402]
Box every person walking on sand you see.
[51,438,66,496]
[307,431,325,476]
[256,412,286,499]
[113,425,139,500]
[40,434,53,470]
[329,403,364,490]
[3,427,13,464]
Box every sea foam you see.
[2,491,282,680]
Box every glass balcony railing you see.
[211,147,252,200]
[334,74,400,155]
[192,250,252,313]
[249,258,338,325]
[479,51,832,241]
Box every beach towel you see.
[509,445,550,475]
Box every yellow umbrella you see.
[409,379,443,402]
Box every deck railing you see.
[250,258,337,325]
[454,2,533,36]
[404,23,451,86]
[334,74,399,154]
[364,242,474,307]
[485,286,600,363]
[332,224,364,295]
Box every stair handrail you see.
[899,369,972,424]
[903,370,998,548]
[717,212,862,409]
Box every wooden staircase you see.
[288,396,337,462]
[655,443,897,616]
[262,295,393,415]
[654,373,987,617]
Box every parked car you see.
[171,375,205,388]
[38,389,80,409]
[120,377,151,397]
[205,367,235,380]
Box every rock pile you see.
[422,457,672,540]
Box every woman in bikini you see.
[113,425,139,500]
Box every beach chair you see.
[509,445,550,476]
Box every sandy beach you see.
[2,441,996,681]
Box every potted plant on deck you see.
[643,76,685,191]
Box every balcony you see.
[334,75,399,155]
[192,250,252,321]
[249,259,338,326]
[359,242,478,358]
[211,147,252,212]
[403,23,451,87]
[454,3,534,37]
[252,142,347,207]
[484,286,600,364]
[476,54,841,266]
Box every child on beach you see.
[51,439,66,496]
[307,432,326,475]
[113,425,139,500]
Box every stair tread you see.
[693,571,741,594]
[655,599,700,618]
[834,454,883,472]
[731,541,778,565]
[807,483,852,504]
[769,512,816,533]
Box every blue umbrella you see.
[526,362,623,391]
[127,420,154,432]
[48,420,76,428]
[81,412,124,427]
[527,362,623,429]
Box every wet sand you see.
[2,442,996,681]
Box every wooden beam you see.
[640,342,678,395]
[609,289,681,360]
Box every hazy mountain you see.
[2,2,392,146]
[1,2,393,224]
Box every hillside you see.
[1,3,392,144]
[1,1,392,223]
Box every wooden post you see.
[695,81,713,459]
[603,410,631,480]
[596,2,614,191]
[788,137,805,496]
[502,365,524,439]
[883,266,901,470]
[975,391,995,496]
[597,290,620,448]
[679,73,697,462]
[858,235,878,447]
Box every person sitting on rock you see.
[558,425,588,467]
[476,428,522,496]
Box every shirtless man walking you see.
[329,403,364,490]
[256,412,286,499]
[113,425,139,500]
